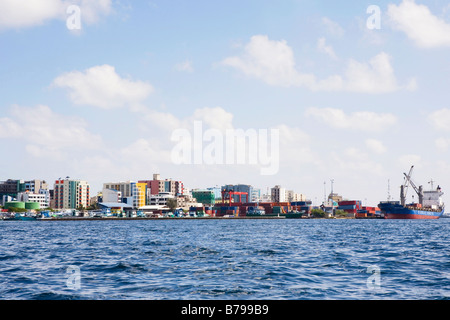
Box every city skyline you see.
[2,1,450,207]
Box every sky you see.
[1,0,450,207]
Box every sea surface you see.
[0,218,449,300]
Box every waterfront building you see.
[53,178,90,209]
[271,185,286,203]
[287,190,306,202]
[192,190,215,206]
[23,179,48,194]
[207,186,222,200]
[174,181,185,196]
[0,179,49,206]
[259,193,272,203]
[251,188,261,202]
[148,192,175,206]
[102,189,122,203]
[141,174,183,197]
[103,181,134,198]
[132,182,147,208]
[17,191,49,209]
[0,179,24,205]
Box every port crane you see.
[400,166,423,206]
[221,188,248,205]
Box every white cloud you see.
[0,105,102,158]
[429,108,450,131]
[174,60,194,73]
[317,37,338,60]
[222,35,414,93]
[435,138,450,152]
[222,35,315,88]
[78,0,112,25]
[365,139,387,154]
[143,106,234,134]
[322,17,344,37]
[0,0,112,30]
[343,52,417,93]
[52,64,154,110]
[0,117,22,137]
[398,154,422,169]
[330,147,385,176]
[274,124,317,166]
[306,107,397,132]
[388,0,450,48]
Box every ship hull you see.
[379,202,444,220]
[384,212,442,219]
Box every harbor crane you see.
[221,188,248,205]
[400,166,424,206]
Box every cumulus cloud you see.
[0,0,112,30]
[143,106,235,134]
[306,107,397,132]
[429,108,450,131]
[52,64,154,110]
[388,0,450,48]
[317,37,338,60]
[322,17,345,38]
[365,139,387,154]
[435,138,450,152]
[174,60,194,73]
[0,105,102,159]
[398,154,422,169]
[222,35,414,93]
[222,35,315,88]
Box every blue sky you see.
[1,0,450,207]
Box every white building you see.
[271,185,286,203]
[287,190,306,202]
[102,189,122,203]
[148,192,175,206]
[17,191,49,209]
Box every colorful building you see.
[132,182,147,209]
[53,178,90,209]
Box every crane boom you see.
[402,166,424,205]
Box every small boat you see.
[246,206,265,216]
[286,210,306,219]
[3,213,37,221]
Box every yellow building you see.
[133,182,147,209]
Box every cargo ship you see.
[378,166,444,219]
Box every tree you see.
[335,209,347,217]
[311,208,325,218]
[167,198,178,212]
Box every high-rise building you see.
[271,185,286,203]
[141,174,183,196]
[132,182,147,208]
[103,181,133,198]
[53,178,90,209]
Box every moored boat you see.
[379,166,444,220]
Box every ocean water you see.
[0,218,449,300]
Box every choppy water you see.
[0,219,449,300]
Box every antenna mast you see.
[388,179,391,201]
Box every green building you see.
[191,190,215,206]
